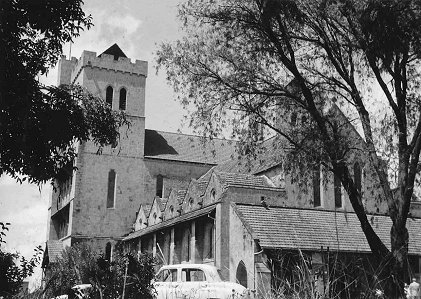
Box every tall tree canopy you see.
[0,0,127,184]
[157,0,421,296]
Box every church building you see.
[43,44,421,297]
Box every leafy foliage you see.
[44,243,155,299]
[0,0,128,185]
[0,223,43,298]
[157,0,421,296]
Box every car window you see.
[156,269,178,282]
[181,268,206,282]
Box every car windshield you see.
[203,267,223,282]
[156,269,177,282]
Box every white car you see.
[154,264,252,299]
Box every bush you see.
[43,243,155,299]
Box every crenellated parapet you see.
[69,50,148,83]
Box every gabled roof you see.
[216,136,287,175]
[99,43,127,59]
[215,171,276,189]
[233,203,421,255]
[144,130,236,165]
[176,189,187,204]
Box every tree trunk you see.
[387,222,409,298]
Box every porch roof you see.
[123,204,217,241]
[234,203,421,255]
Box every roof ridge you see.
[233,202,392,217]
[145,128,237,142]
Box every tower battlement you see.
[70,50,148,82]
[57,45,148,86]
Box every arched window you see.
[107,169,116,208]
[119,88,127,110]
[334,174,342,208]
[236,261,247,288]
[210,189,216,202]
[313,165,321,207]
[156,175,163,197]
[105,242,112,261]
[106,86,113,106]
[354,162,362,194]
[291,112,297,126]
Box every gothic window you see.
[106,86,113,106]
[107,169,116,208]
[291,112,297,126]
[105,242,112,261]
[354,162,362,194]
[119,88,127,110]
[334,174,342,208]
[156,175,163,197]
[210,189,216,202]
[236,261,248,288]
[313,165,321,207]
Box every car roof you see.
[158,264,217,271]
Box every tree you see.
[43,243,155,299]
[0,223,43,298]
[157,0,421,296]
[0,0,128,185]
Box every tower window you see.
[334,174,342,208]
[106,86,113,106]
[107,169,116,208]
[156,175,163,197]
[313,165,321,207]
[119,88,127,110]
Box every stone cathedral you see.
[43,44,421,295]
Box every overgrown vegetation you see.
[262,249,402,299]
[43,242,155,299]
[0,0,128,185]
[157,0,421,296]
[0,223,43,299]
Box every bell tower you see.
[47,44,148,251]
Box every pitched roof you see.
[216,136,287,175]
[234,203,421,255]
[215,171,276,189]
[99,43,127,59]
[144,130,236,165]
[176,189,187,204]
[124,204,217,241]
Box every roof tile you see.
[144,130,236,164]
[234,204,421,254]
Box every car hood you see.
[216,281,246,293]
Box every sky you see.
[0,0,186,289]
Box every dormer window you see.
[119,88,127,110]
[189,198,194,207]
[153,212,157,220]
[106,86,113,106]
[170,205,174,213]
[210,189,216,201]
